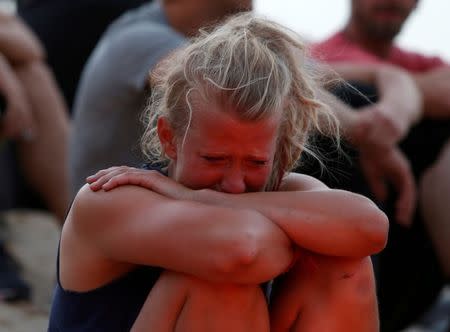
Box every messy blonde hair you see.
[141,13,339,191]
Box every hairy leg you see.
[270,252,379,332]
[132,270,270,332]
[14,61,70,223]
[420,138,450,277]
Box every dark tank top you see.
[48,164,165,331]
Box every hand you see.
[349,106,409,149]
[0,92,35,141]
[333,63,422,143]
[0,54,36,141]
[364,103,409,144]
[86,166,193,201]
[359,146,416,227]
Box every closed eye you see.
[202,156,227,163]
[248,159,269,167]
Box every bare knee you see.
[270,255,378,332]
[287,254,377,307]
[319,256,377,308]
[162,272,269,332]
[175,272,266,306]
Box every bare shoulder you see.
[279,172,329,192]
[61,184,161,289]
[68,184,164,238]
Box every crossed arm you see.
[317,66,419,226]
[69,167,388,285]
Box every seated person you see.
[312,0,450,330]
[0,11,69,301]
[48,13,388,331]
[69,0,251,197]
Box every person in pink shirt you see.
[312,1,450,331]
[312,30,446,73]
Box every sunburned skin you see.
[161,102,281,193]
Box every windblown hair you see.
[141,12,339,191]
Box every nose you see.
[220,167,246,194]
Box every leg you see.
[270,252,379,332]
[14,61,70,223]
[132,271,270,332]
[420,138,450,277]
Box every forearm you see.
[74,185,294,284]
[374,65,422,125]
[192,187,388,257]
[334,63,422,126]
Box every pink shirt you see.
[311,31,447,73]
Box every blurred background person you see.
[312,0,450,331]
[0,10,69,301]
[69,0,252,195]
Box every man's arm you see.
[317,85,417,226]
[414,67,450,118]
[331,63,422,142]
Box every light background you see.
[255,0,450,62]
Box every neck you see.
[163,1,221,37]
[343,21,393,58]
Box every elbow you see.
[232,224,267,267]
[216,210,293,281]
[358,199,389,255]
[367,211,389,254]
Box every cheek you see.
[245,168,273,191]
[178,163,223,189]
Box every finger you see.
[1,107,23,139]
[361,161,388,202]
[392,164,417,227]
[2,103,36,140]
[86,167,116,183]
[385,150,416,226]
[368,176,388,203]
[102,171,153,191]
[86,166,129,183]
[373,107,405,141]
[88,167,132,191]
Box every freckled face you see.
[159,103,281,193]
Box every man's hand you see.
[348,102,416,149]
[333,63,423,143]
[0,54,35,140]
[348,108,403,148]
[358,146,416,227]
[87,166,193,201]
